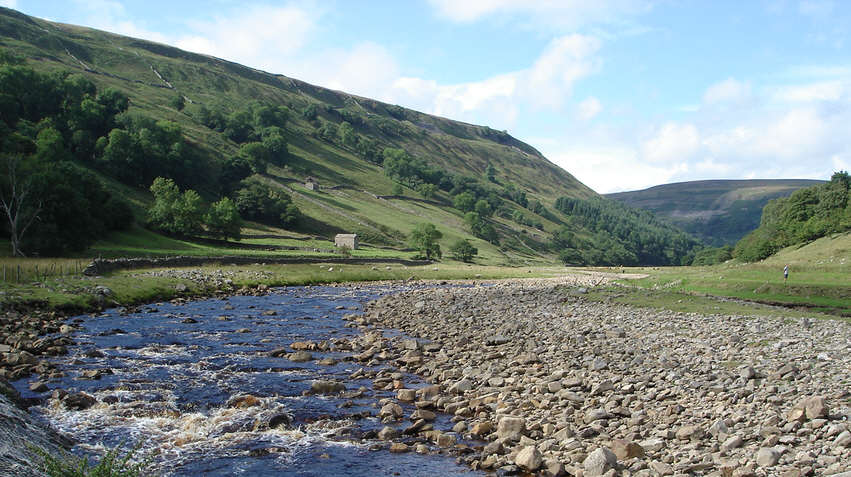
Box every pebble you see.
[350,275,851,476]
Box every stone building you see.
[334,234,358,250]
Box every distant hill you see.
[606,179,824,246]
[0,7,696,265]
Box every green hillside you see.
[606,179,822,246]
[734,172,851,262]
[0,7,696,266]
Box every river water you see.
[13,285,485,476]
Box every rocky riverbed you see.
[349,277,851,476]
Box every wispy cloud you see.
[426,0,654,30]
[702,78,752,105]
[577,97,602,120]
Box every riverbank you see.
[354,277,851,476]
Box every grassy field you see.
[605,233,851,317]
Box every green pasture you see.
[612,233,851,317]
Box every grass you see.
[596,233,851,318]
[578,284,840,320]
[0,257,89,283]
[33,443,149,477]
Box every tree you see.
[486,163,497,183]
[464,211,499,244]
[0,155,41,256]
[261,127,288,165]
[239,142,270,174]
[148,177,204,235]
[416,183,437,199]
[449,239,477,262]
[148,177,180,232]
[205,197,241,240]
[409,223,442,260]
[474,199,492,217]
[234,181,300,227]
[170,94,185,111]
[338,121,357,148]
[453,191,476,212]
[173,189,204,235]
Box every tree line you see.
[552,196,699,266]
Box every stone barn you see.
[335,234,358,250]
[304,177,317,191]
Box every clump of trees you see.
[409,223,442,260]
[734,171,850,262]
[233,180,300,228]
[148,177,241,240]
[449,239,477,262]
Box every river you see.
[13,285,485,476]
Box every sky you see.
[5,0,851,193]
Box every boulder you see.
[497,415,526,439]
[288,351,313,362]
[63,391,97,410]
[755,447,781,467]
[310,380,345,394]
[397,388,416,402]
[515,446,543,471]
[611,439,644,459]
[583,447,617,476]
[227,395,261,408]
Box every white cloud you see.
[522,34,601,109]
[641,122,700,164]
[69,0,169,43]
[427,0,653,29]
[175,4,320,73]
[705,108,829,160]
[0,0,18,8]
[771,80,846,101]
[544,144,687,193]
[297,42,400,99]
[577,97,602,120]
[703,78,752,105]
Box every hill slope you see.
[606,179,823,246]
[733,173,850,262]
[0,7,697,265]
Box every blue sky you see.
[6,0,850,192]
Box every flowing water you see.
[13,285,484,476]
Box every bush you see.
[34,442,147,477]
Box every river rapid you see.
[13,285,484,476]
